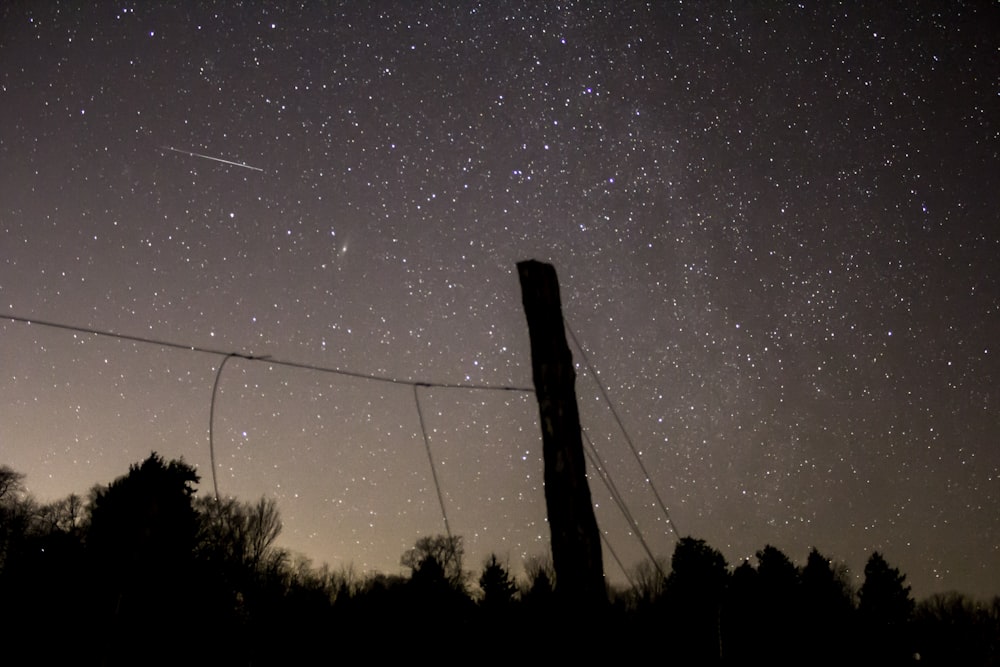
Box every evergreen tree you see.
[858,551,915,664]
[664,537,728,663]
[859,551,914,627]
[722,559,761,661]
[479,553,517,609]
[754,544,802,663]
[799,548,856,664]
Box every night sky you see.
[1,2,997,599]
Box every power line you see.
[0,313,535,393]
[4,309,671,578]
[566,323,681,541]
[582,429,666,580]
[208,354,235,502]
[598,528,634,590]
[2,311,521,542]
[209,353,271,502]
[412,385,454,546]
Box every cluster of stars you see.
[1,2,997,596]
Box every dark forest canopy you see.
[1,456,997,665]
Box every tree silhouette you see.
[913,592,1000,666]
[400,534,465,590]
[858,551,915,664]
[478,553,517,609]
[196,495,283,576]
[0,465,30,572]
[859,551,914,626]
[522,553,555,594]
[628,557,668,609]
[9,456,1000,662]
[799,548,856,664]
[86,452,201,665]
[663,536,728,663]
[396,535,473,650]
[35,493,86,535]
[0,464,25,502]
[517,551,557,633]
[190,493,289,661]
[755,544,802,661]
[0,469,85,660]
[722,558,761,661]
[88,452,200,571]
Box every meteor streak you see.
[160,146,264,172]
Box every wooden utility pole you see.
[517,260,606,607]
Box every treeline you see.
[626,537,999,665]
[1,454,997,666]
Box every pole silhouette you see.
[517,260,606,608]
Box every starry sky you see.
[1,2,997,599]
